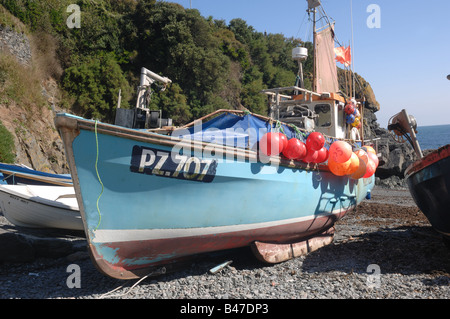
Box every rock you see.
[363,107,418,187]
[0,25,31,66]
[66,251,89,262]
[0,228,84,263]
[0,20,69,174]
[31,236,75,259]
[347,73,418,186]
[0,229,35,262]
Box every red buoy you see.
[306,132,325,151]
[315,147,329,163]
[282,138,307,160]
[259,132,287,156]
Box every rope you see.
[291,124,307,141]
[1,172,15,183]
[275,121,285,135]
[94,121,104,230]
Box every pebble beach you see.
[0,187,449,303]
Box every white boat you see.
[0,184,83,231]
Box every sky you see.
[166,0,450,127]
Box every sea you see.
[416,124,450,150]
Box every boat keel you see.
[251,227,335,264]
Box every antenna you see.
[350,0,355,98]
[292,47,308,90]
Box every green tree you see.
[62,52,133,122]
[2,0,324,123]
[133,1,231,119]
[148,83,191,125]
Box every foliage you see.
[147,83,192,125]
[62,52,133,121]
[0,54,46,111]
[2,0,318,123]
[0,120,15,163]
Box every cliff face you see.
[0,96,69,174]
[358,84,417,188]
[337,71,417,188]
[0,23,68,173]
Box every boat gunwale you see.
[55,111,338,173]
[0,169,73,186]
[405,144,450,179]
[0,185,79,211]
[55,108,369,175]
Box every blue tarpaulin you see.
[172,113,306,150]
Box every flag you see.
[334,46,351,67]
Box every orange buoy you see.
[328,157,351,176]
[354,148,369,164]
[363,145,377,155]
[363,159,377,178]
[329,141,352,163]
[350,156,367,179]
[346,153,360,175]
[367,151,379,167]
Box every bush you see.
[0,54,46,111]
[0,121,15,163]
[62,52,133,122]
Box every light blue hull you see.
[56,113,374,279]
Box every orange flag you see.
[334,46,351,67]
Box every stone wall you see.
[0,25,31,66]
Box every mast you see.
[307,0,320,93]
[312,7,316,92]
[350,0,355,98]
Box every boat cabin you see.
[262,86,357,141]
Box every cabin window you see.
[314,104,332,127]
[337,104,344,129]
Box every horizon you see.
[418,123,450,128]
[166,0,450,128]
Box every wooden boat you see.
[389,109,450,248]
[55,1,376,279]
[0,184,82,231]
[0,162,72,187]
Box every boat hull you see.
[55,113,374,279]
[0,163,72,187]
[405,144,450,237]
[0,185,82,231]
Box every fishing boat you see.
[388,109,450,248]
[0,162,72,187]
[55,0,376,279]
[0,184,82,231]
